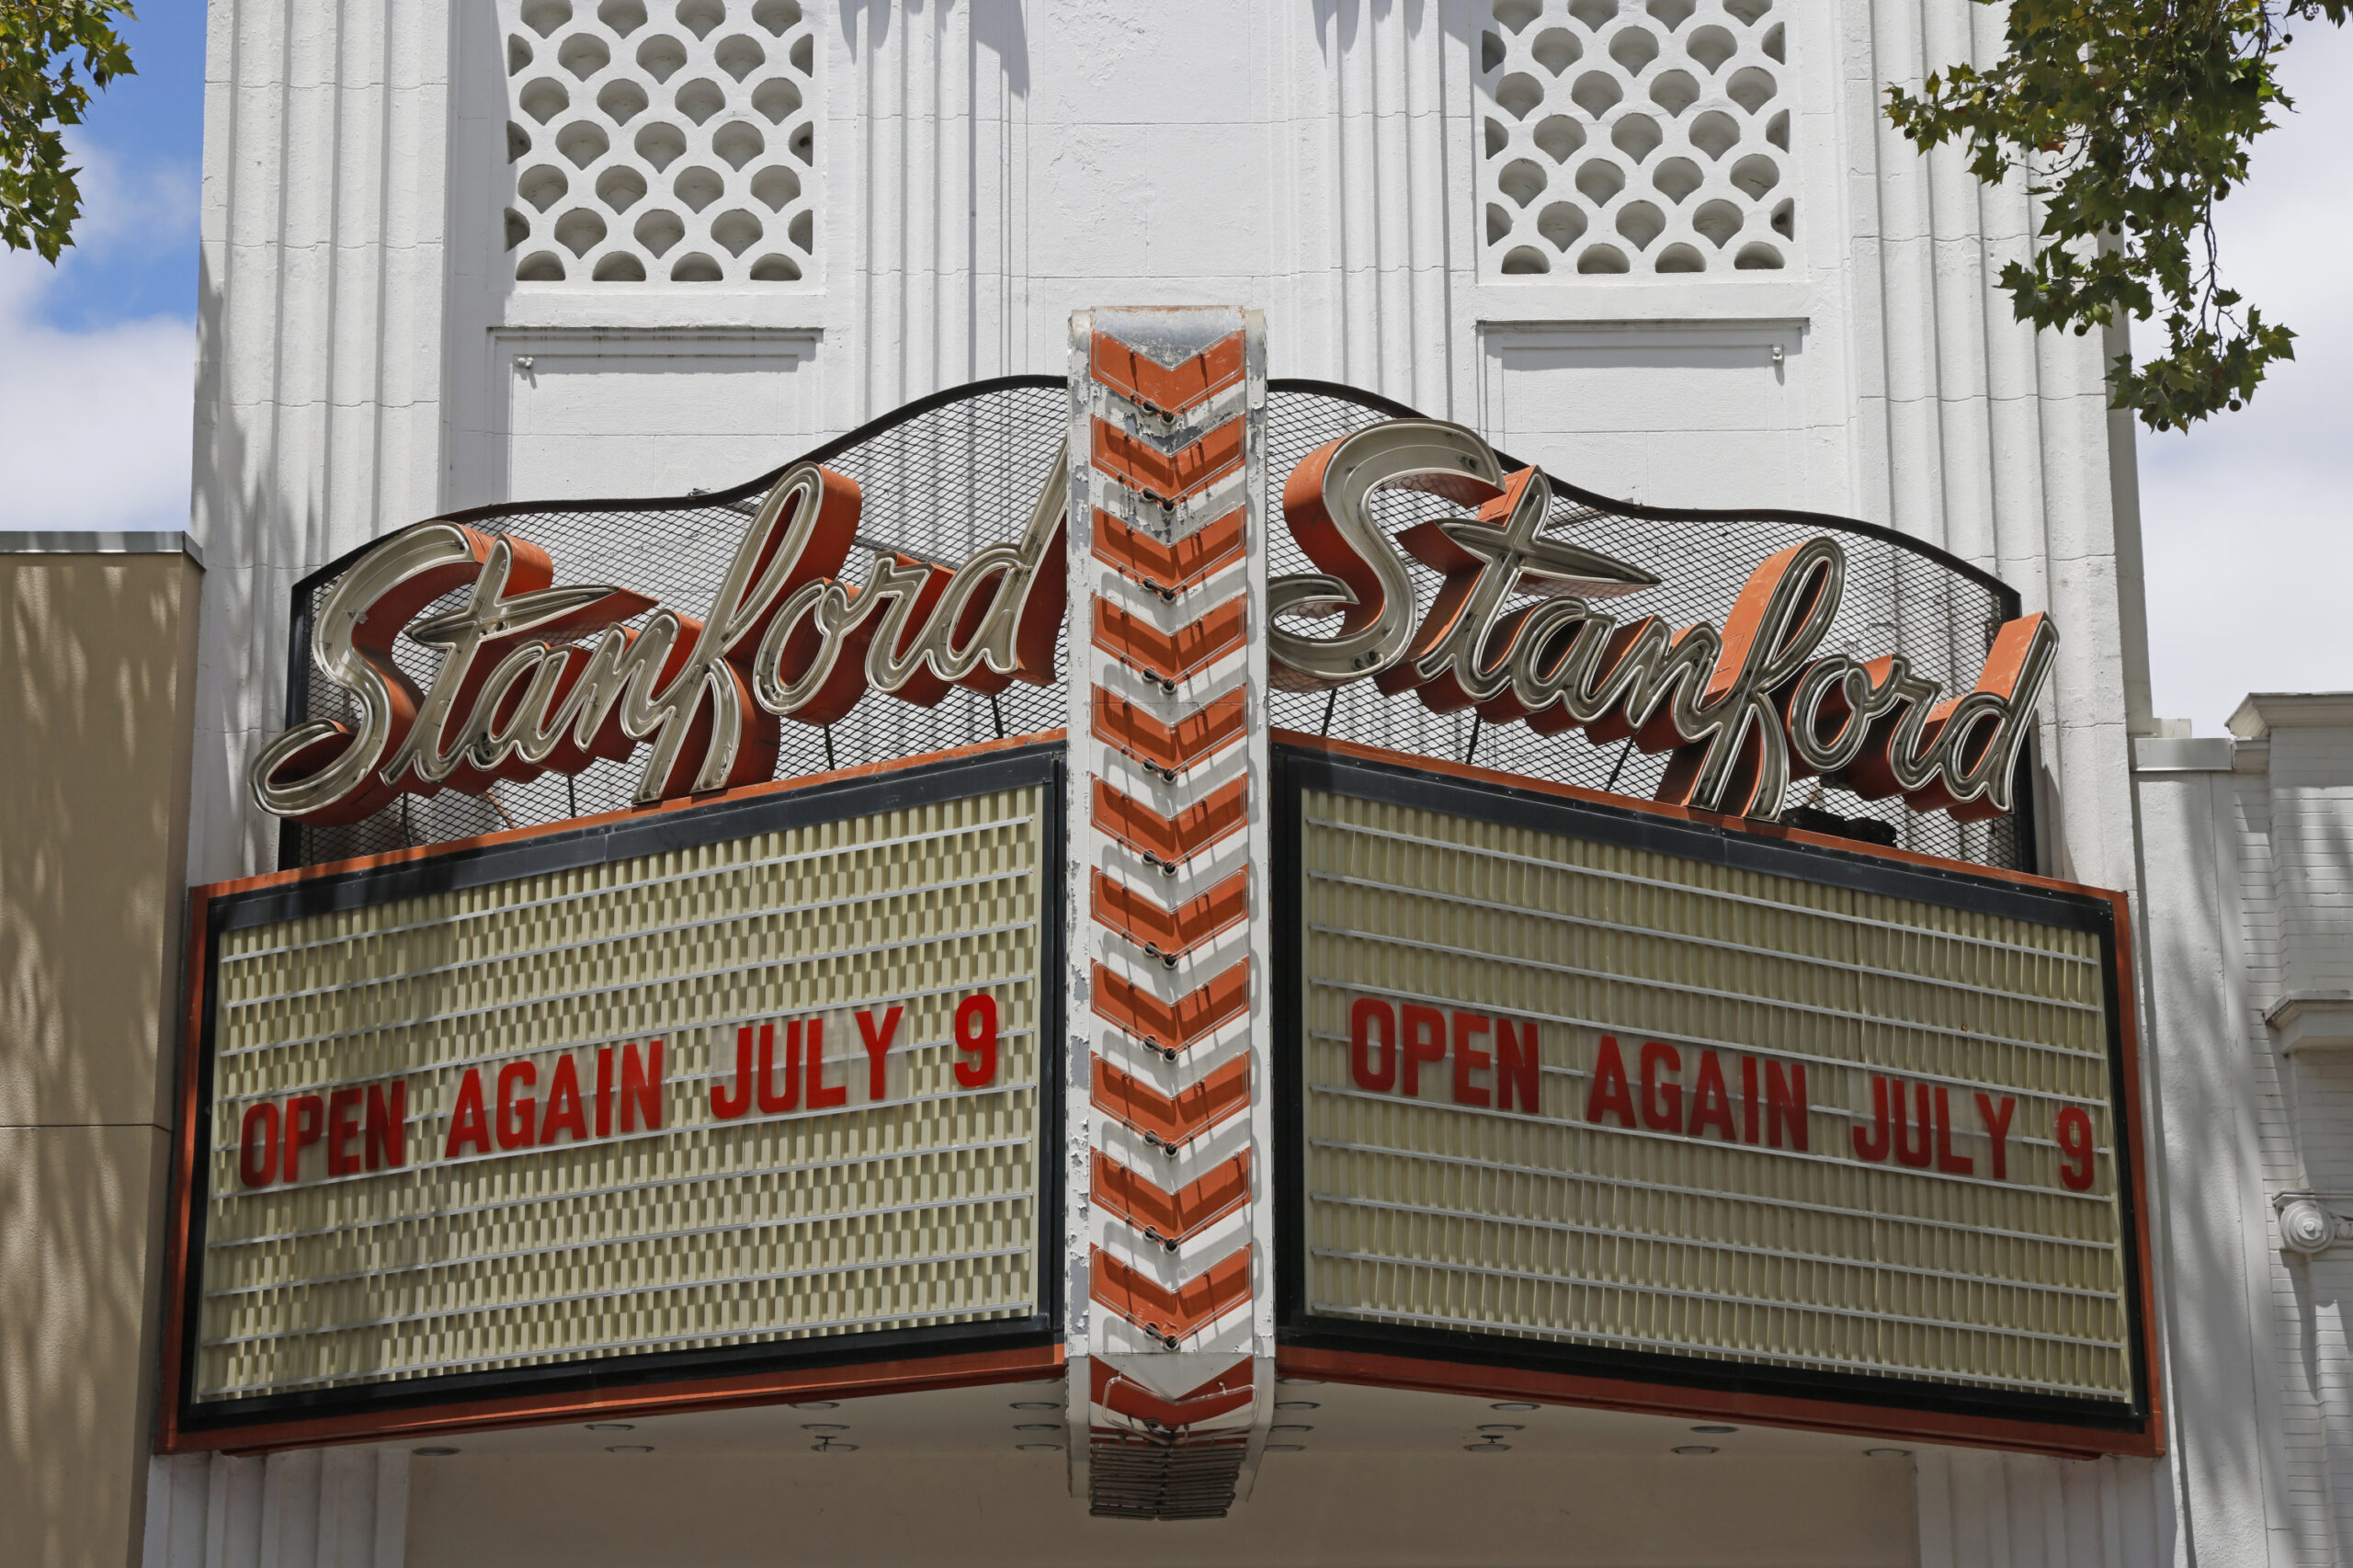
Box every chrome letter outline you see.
[254,419,2052,831]
[1265,419,2053,823]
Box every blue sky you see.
[34,3,204,328]
[0,1,202,538]
[0,7,2344,733]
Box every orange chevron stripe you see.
[1093,777,1249,868]
[1093,1148,1251,1245]
[1092,416,1244,503]
[1092,959,1250,1051]
[1090,687,1246,776]
[1092,507,1246,597]
[1092,1052,1250,1147]
[1090,332,1245,416]
[1091,866,1249,961]
[1091,1357,1256,1428]
[1089,1244,1252,1343]
[1092,595,1247,686]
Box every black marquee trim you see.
[180,744,1067,1437]
[1268,744,2151,1437]
[189,734,2137,1443]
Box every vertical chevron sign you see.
[1062,308,1274,1520]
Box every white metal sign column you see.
[1061,308,1275,1518]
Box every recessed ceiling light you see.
[1015,1424,1059,1432]
[1016,1442,1062,1452]
[1690,1425,1737,1434]
[791,1402,839,1411]
[1274,1401,1318,1411]
[411,1447,460,1457]
[1490,1401,1540,1411]
[585,1423,634,1431]
[1864,1448,1913,1460]
[1011,1401,1059,1410]
[606,1445,654,1454]
[801,1424,848,1433]
[1269,1424,1313,1434]
[1465,1441,1510,1453]
[1277,1377,1324,1386]
[1476,1424,1523,1434]
[1265,1443,1306,1452]
[1672,1445,1719,1456]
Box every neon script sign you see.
[252,419,2055,828]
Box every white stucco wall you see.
[2135,699,2353,1568]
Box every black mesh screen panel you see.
[279,378,2029,873]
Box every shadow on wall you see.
[1313,0,1468,62]
[185,239,348,887]
[2283,1042,2353,1566]
[839,0,1030,93]
[0,551,199,1566]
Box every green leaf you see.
[0,2,140,262]
[1885,0,2347,429]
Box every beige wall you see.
[0,544,202,1568]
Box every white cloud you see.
[2134,26,2353,733]
[0,140,197,534]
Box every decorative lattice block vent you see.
[1477,0,1791,278]
[502,0,817,284]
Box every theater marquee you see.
[1273,745,2153,1448]
[164,748,1060,1446]
[167,339,2153,1481]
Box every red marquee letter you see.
[540,1055,586,1144]
[1975,1092,2017,1182]
[757,1022,800,1113]
[857,1006,904,1100]
[1766,1061,1809,1152]
[953,994,999,1089]
[1350,998,1398,1092]
[1450,1012,1493,1108]
[1586,1035,1636,1129]
[2056,1106,2097,1191]
[365,1081,406,1170]
[1639,1042,1683,1132]
[445,1069,492,1158]
[495,1061,538,1150]
[620,1040,665,1131]
[1495,1018,1540,1113]
[1687,1051,1735,1142]
[1851,1074,1889,1162]
[1932,1085,1973,1176]
[1400,1005,1447,1097]
[282,1094,324,1183]
[326,1087,365,1176]
[1893,1079,1932,1168]
[710,1028,754,1120]
[238,1102,279,1188]
[804,1021,845,1110]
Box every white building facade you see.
[2133,699,2353,1568]
[129,1,2294,1565]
